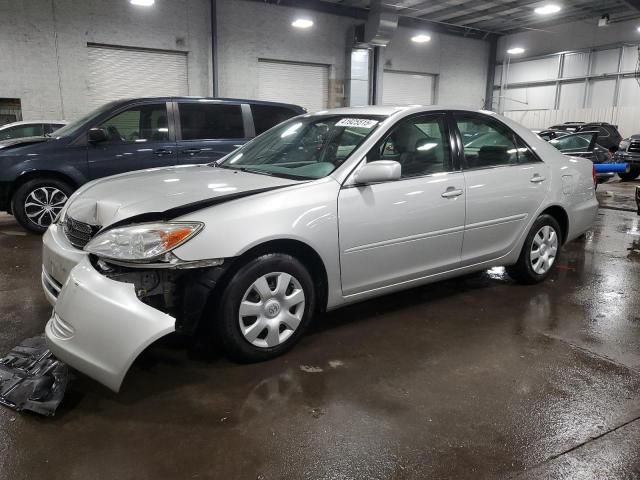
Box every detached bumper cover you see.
[0,336,68,416]
[45,257,176,392]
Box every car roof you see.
[108,96,305,110]
[0,120,67,128]
[305,105,499,117]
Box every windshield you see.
[52,101,121,138]
[217,115,385,179]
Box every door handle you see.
[154,148,173,156]
[530,174,546,183]
[182,148,201,155]
[441,187,463,199]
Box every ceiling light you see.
[292,18,313,29]
[411,34,431,43]
[130,0,154,5]
[507,47,525,55]
[637,26,640,32]
[534,4,561,15]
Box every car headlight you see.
[84,222,203,262]
[619,139,630,151]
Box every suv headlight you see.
[619,139,630,151]
[84,222,203,262]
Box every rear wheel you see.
[619,168,640,181]
[12,178,74,233]
[507,214,561,284]
[213,253,315,362]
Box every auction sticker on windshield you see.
[335,118,379,128]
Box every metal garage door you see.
[257,60,329,113]
[87,45,188,109]
[382,70,436,106]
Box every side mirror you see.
[88,127,108,143]
[353,160,401,185]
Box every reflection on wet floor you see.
[0,208,639,479]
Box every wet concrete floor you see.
[0,199,639,479]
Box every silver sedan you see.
[41,106,599,391]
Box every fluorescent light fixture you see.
[130,0,154,5]
[411,34,431,43]
[534,4,561,15]
[292,18,313,29]
[507,47,525,55]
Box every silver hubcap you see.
[24,187,67,227]
[238,272,306,348]
[530,225,558,275]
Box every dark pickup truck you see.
[614,134,640,182]
[0,97,304,232]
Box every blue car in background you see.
[0,97,305,232]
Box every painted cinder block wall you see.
[0,0,212,121]
[0,0,491,120]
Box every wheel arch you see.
[540,204,569,244]
[9,170,80,207]
[222,238,329,313]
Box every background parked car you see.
[547,122,622,151]
[536,129,571,141]
[614,134,640,181]
[0,97,304,233]
[0,120,67,140]
[547,132,614,183]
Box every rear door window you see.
[179,103,245,140]
[251,105,299,135]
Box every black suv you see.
[549,122,622,151]
[0,97,305,232]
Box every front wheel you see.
[213,253,316,362]
[507,214,561,284]
[12,178,74,234]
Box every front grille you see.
[628,141,640,154]
[63,216,101,249]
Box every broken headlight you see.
[84,222,203,263]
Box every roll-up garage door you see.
[257,59,329,113]
[87,44,188,109]
[382,70,436,106]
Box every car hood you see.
[65,165,302,227]
[0,136,51,151]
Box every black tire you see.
[506,214,562,285]
[619,169,640,181]
[12,177,74,234]
[214,253,316,362]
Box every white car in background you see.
[0,120,67,140]
[41,106,598,391]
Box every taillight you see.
[592,166,597,187]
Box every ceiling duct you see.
[361,0,398,46]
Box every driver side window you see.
[371,115,452,178]
[97,103,169,144]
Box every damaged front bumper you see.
[45,257,176,392]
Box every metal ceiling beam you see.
[621,0,640,11]
[434,0,538,24]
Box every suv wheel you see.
[12,178,73,234]
[619,169,640,181]
[506,214,561,284]
[214,253,315,362]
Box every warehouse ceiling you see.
[322,0,640,34]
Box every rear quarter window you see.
[251,105,299,135]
